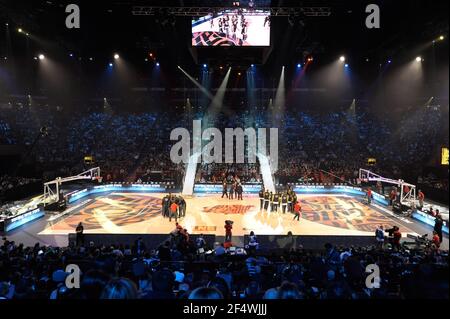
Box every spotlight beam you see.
[424,97,434,107]
[177,66,214,100]
[273,67,286,124]
[205,67,231,122]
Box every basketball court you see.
[38,192,418,238]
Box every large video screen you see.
[192,9,271,47]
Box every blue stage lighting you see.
[108,63,113,67]
[297,63,301,68]
[344,64,349,68]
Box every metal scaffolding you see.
[131,6,331,17]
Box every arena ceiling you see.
[1,0,448,69]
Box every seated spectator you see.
[80,270,111,299]
[142,270,175,299]
[100,278,138,299]
[188,287,223,300]
[278,281,303,299]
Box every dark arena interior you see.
[0,0,449,308]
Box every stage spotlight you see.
[108,63,113,67]
[439,35,445,41]
[114,54,120,60]
[251,64,255,67]
[18,28,23,33]
[238,72,242,76]
[344,64,349,68]
[415,56,422,62]
[38,54,45,60]
[203,64,207,68]
[219,66,223,70]
[156,62,160,66]
[339,56,346,62]
[388,60,392,64]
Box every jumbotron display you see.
[192,9,271,46]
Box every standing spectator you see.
[179,196,187,218]
[432,231,441,249]
[281,192,288,214]
[375,225,385,249]
[162,194,170,218]
[367,187,372,205]
[222,180,228,198]
[76,222,84,247]
[224,221,233,243]
[247,231,259,254]
[157,241,172,261]
[429,206,435,217]
[293,200,301,221]
[169,201,179,222]
[434,212,444,243]
[393,226,402,250]
[324,243,341,270]
[376,181,383,195]
[133,237,146,256]
[196,234,206,251]
[258,187,264,210]
[389,187,398,206]
[229,182,234,200]
[418,190,425,209]
[236,183,243,200]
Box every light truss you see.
[132,6,331,17]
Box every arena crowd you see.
[0,234,448,300]
[0,102,447,198]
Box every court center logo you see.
[170,120,279,171]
